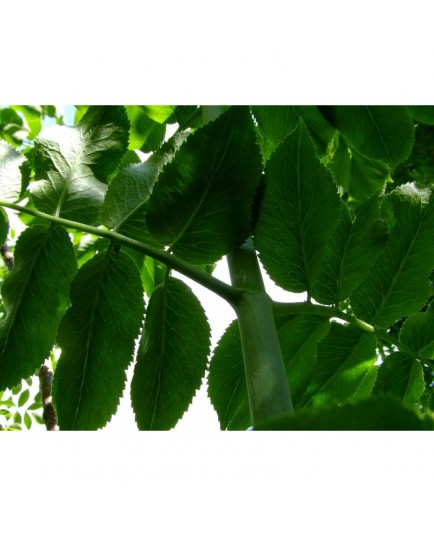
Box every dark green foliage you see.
[52,249,144,430]
[254,395,434,431]
[255,121,341,294]
[131,277,210,430]
[0,225,77,390]
[0,104,433,431]
[146,106,262,264]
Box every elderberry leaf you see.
[52,249,144,430]
[0,225,77,390]
[131,277,210,430]
[255,120,341,294]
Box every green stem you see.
[272,301,375,333]
[227,238,294,427]
[0,201,241,305]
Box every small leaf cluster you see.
[0,376,44,431]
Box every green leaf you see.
[278,315,331,405]
[146,106,262,264]
[13,411,22,425]
[131,277,210,430]
[254,395,434,431]
[328,135,391,204]
[350,365,378,400]
[125,106,166,152]
[251,106,335,162]
[52,249,144,430]
[312,195,389,305]
[207,321,250,431]
[255,120,341,294]
[373,352,424,406]
[301,323,377,407]
[201,106,230,124]
[333,106,414,167]
[351,184,434,328]
[141,106,176,124]
[23,412,32,429]
[0,108,28,147]
[32,414,45,425]
[208,315,330,430]
[101,132,188,244]
[251,106,299,161]
[100,159,160,244]
[0,208,9,248]
[11,381,22,395]
[0,225,77,390]
[29,106,129,224]
[407,106,434,125]
[174,106,203,130]
[0,140,25,202]
[27,402,42,411]
[18,389,30,407]
[78,106,130,181]
[11,105,43,140]
[400,306,434,358]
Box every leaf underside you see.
[131,277,211,430]
[0,225,77,390]
[52,249,144,431]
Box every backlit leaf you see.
[18,389,30,407]
[312,195,389,305]
[146,106,262,264]
[351,184,434,328]
[400,306,434,358]
[0,225,77,390]
[30,106,129,224]
[373,352,425,406]
[52,249,144,430]
[301,323,377,407]
[131,277,210,430]
[333,106,414,167]
[407,106,434,125]
[0,140,25,202]
[101,131,188,244]
[255,120,341,294]
[254,395,434,430]
[208,315,330,430]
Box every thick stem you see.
[227,238,294,427]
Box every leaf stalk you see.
[0,200,242,305]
